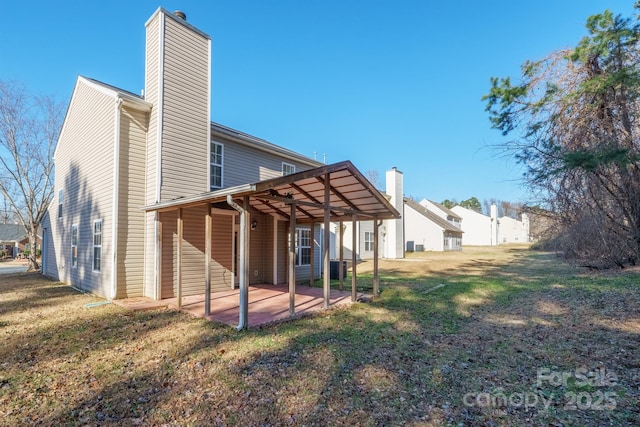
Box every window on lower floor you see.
[71,224,78,268]
[296,228,311,266]
[93,220,102,272]
[364,231,374,251]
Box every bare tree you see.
[0,80,63,270]
[484,9,640,267]
[365,169,380,189]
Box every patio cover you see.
[143,160,401,329]
[145,160,399,221]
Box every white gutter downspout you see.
[111,98,123,300]
[227,194,249,330]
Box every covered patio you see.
[115,284,358,328]
[144,160,400,330]
[180,284,356,327]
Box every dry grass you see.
[1,245,639,426]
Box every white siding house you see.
[419,199,463,229]
[498,214,530,244]
[451,204,498,246]
[404,199,462,252]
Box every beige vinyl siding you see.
[116,106,149,298]
[160,209,177,298]
[160,206,208,298]
[248,214,267,285]
[144,211,158,298]
[180,205,207,296]
[144,12,160,298]
[215,134,317,188]
[41,211,59,279]
[161,208,235,297]
[159,16,209,200]
[276,221,288,284]
[51,79,115,297]
[263,217,275,284]
[145,13,160,205]
[211,213,234,291]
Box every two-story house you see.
[41,7,399,328]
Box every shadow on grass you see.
[2,248,639,425]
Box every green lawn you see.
[1,247,638,426]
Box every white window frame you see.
[364,231,374,251]
[210,141,224,190]
[71,224,78,268]
[93,219,102,273]
[282,162,296,176]
[57,189,63,219]
[296,228,311,266]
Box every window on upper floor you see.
[93,219,102,272]
[282,162,296,176]
[210,141,223,190]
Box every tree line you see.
[440,197,524,219]
[484,5,640,268]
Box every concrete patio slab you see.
[114,284,358,328]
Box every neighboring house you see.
[41,7,398,321]
[0,224,24,258]
[404,198,463,252]
[343,167,465,257]
[451,204,530,245]
[498,214,530,244]
[0,224,41,258]
[451,204,498,246]
[340,167,405,260]
[419,199,463,229]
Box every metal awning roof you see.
[143,160,401,222]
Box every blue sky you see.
[1,1,635,209]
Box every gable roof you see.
[211,122,322,169]
[0,224,25,241]
[405,198,463,233]
[423,199,462,220]
[55,76,154,159]
[451,204,489,219]
[144,160,401,222]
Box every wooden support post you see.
[373,218,380,296]
[323,173,331,309]
[289,203,296,316]
[177,208,183,308]
[351,214,357,302]
[339,219,344,291]
[309,222,315,287]
[204,206,212,316]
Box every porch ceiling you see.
[144,160,401,222]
